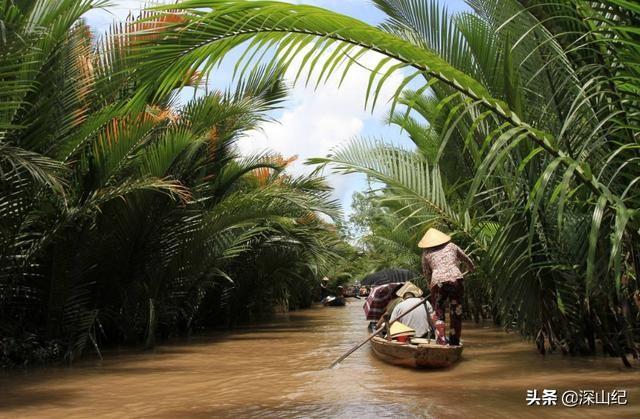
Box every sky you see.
[83,0,470,220]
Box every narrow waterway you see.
[1,300,638,418]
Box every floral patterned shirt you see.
[422,242,475,288]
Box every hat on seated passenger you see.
[395,281,423,298]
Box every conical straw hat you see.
[418,228,451,248]
[390,321,416,338]
[395,282,423,298]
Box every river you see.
[1,300,639,418]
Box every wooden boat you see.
[370,336,463,368]
[322,295,346,306]
[342,288,356,297]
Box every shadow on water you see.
[1,299,639,418]
[0,387,79,411]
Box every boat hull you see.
[370,336,463,368]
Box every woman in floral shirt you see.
[420,228,474,346]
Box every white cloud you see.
[83,1,406,215]
[238,49,404,207]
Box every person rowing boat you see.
[419,228,475,346]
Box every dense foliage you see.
[132,0,639,364]
[0,0,340,366]
[3,0,639,367]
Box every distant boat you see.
[342,287,356,298]
[322,295,346,306]
[370,336,463,368]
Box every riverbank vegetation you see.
[2,0,639,367]
[131,0,640,364]
[0,1,341,366]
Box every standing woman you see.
[419,228,475,346]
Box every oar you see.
[329,296,428,368]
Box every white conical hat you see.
[395,282,423,298]
[390,321,416,338]
[418,228,451,248]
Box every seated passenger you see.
[375,287,405,330]
[389,282,435,338]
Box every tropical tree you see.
[132,0,640,364]
[1,0,340,365]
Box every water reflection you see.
[1,301,638,418]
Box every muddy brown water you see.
[1,300,639,418]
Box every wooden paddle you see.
[329,296,429,368]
